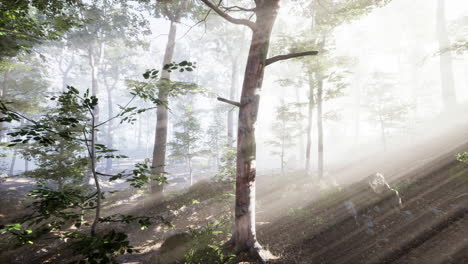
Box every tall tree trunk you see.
[317,74,324,180]
[379,114,387,151]
[231,1,280,260]
[89,52,100,127]
[188,157,193,186]
[9,150,16,176]
[0,70,10,142]
[305,71,315,173]
[436,0,456,108]
[151,21,177,195]
[281,129,285,175]
[105,87,113,173]
[227,58,238,146]
[137,115,142,149]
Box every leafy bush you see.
[183,218,235,264]
[456,152,468,163]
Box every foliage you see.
[169,103,203,174]
[205,108,226,168]
[364,72,411,135]
[0,0,81,59]
[266,102,305,171]
[151,0,206,23]
[127,61,200,106]
[0,223,34,245]
[456,152,468,164]
[214,146,236,184]
[183,218,235,264]
[107,160,168,189]
[65,230,136,264]
[0,85,170,263]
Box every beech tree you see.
[200,0,317,261]
[436,0,456,108]
[149,0,203,195]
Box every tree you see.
[149,0,204,196]
[288,0,390,177]
[0,83,169,263]
[16,107,88,191]
[364,72,411,150]
[169,103,203,186]
[200,0,317,261]
[205,107,226,170]
[436,0,456,108]
[266,102,304,174]
[0,0,79,60]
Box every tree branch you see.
[221,5,256,12]
[265,51,319,66]
[217,97,240,107]
[200,0,256,30]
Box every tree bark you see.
[231,1,280,260]
[105,85,113,173]
[0,70,10,142]
[227,58,238,146]
[317,74,324,180]
[305,70,315,173]
[151,21,177,195]
[436,0,456,108]
[9,150,16,176]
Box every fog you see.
[1,0,467,263]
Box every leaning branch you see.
[217,97,241,107]
[221,5,256,12]
[265,51,319,66]
[199,0,256,30]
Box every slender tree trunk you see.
[379,114,387,151]
[305,71,315,173]
[231,1,280,260]
[188,157,193,186]
[0,71,10,142]
[353,77,361,145]
[9,150,16,176]
[228,58,238,146]
[151,21,177,195]
[137,115,142,149]
[436,0,456,108]
[89,52,100,126]
[281,131,285,175]
[105,87,113,173]
[57,177,64,192]
[60,52,75,92]
[317,74,324,180]
[90,115,101,237]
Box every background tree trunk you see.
[436,0,456,109]
[305,70,315,173]
[9,150,16,176]
[105,86,114,173]
[151,21,177,195]
[227,58,238,146]
[317,74,324,180]
[0,70,10,142]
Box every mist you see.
[0,0,467,263]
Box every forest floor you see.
[1,122,468,263]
